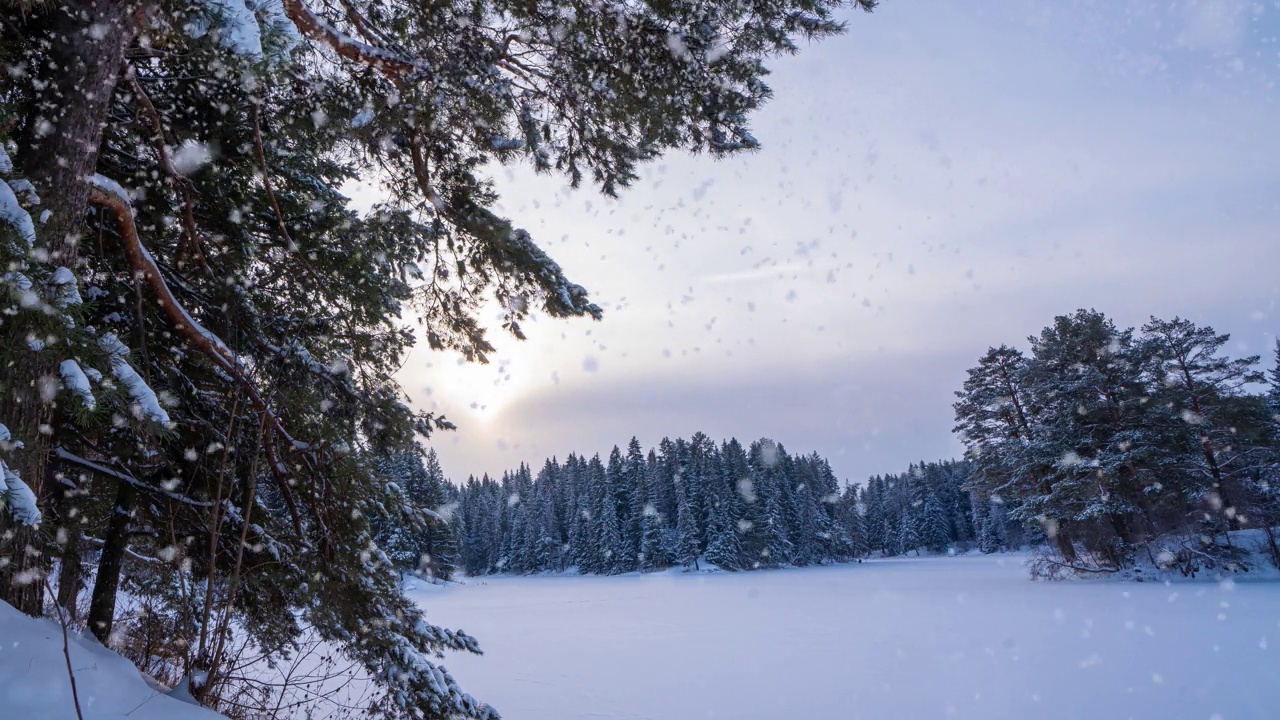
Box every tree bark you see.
[0,0,136,614]
[1264,525,1280,570]
[1054,522,1077,563]
[87,480,137,644]
[54,472,86,621]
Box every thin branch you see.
[44,578,86,720]
[80,536,164,564]
[54,447,216,508]
[125,65,210,273]
[408,130,448,216]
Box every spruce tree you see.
[674,441,702,569]
[920,493,952,554]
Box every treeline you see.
[448,436,994,576]
[955,310,1280,576]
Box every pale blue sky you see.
[387,0,1280,484]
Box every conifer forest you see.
[2,0,1278,718]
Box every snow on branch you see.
[99,333,171,425]
[48,266,83,307]
[54,447,217,508]
[59,359,96,411]
[279,0,423,77]
[0,459,42,527]
[0,175,35,246]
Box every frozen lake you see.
[410,554,1279,720]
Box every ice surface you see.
[409,554,1280,720]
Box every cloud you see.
[1177,0,1250,51]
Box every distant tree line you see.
[955,310,1280,576]
[448,437,995,576]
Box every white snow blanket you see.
[0,601,227,719]
[408,553,1280,720]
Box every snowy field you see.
[410,555,1280,720]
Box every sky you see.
[372,0,1280,485]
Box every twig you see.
[125,65,210,273]
[44,578,86,720]
[1043,557,1118,574]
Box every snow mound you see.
[0,600,227,719]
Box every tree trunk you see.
[1054,522,1077,563]
[1264,525,1280,570]
[54,472,86,621]
[0,0,136,615]
[87,480,137,644]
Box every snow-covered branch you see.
[279,0,423,78]
[87,177,308,536]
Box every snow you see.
[60,359,97,410]
[0,144,12,174]
[87,173,132,206]
[7,178,41,206]
[98,333,172,425]
[409,555,1280,720]
[4,270,41,308]
[0,600,228,719]
[0,460,41,526]
[0,174,36,245]
[169,140,213,175]
[48,266,83,307]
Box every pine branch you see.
[87,180,310,541]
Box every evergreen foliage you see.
[956,310,1280,575]
[0,0,878,715]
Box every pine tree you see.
[637,461,667,572]
[919,493,952,554]
[624,438,649,564]
[1141,317,1267,533]
[975,497,1004,554]
[840,485,868,558]
[674,441,701,569]
[701,443,742,570]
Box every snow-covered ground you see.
[0,601,225,720]
[409,555,1279,720]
